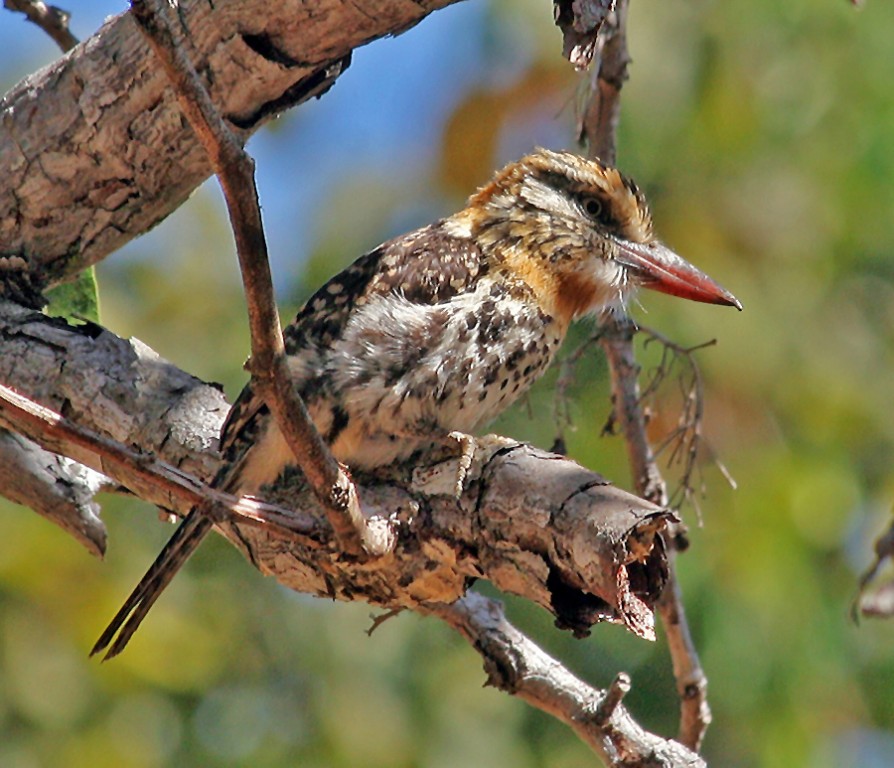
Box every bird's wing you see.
[218,220,488,465]
[92,223,488,659]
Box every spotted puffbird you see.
[92,148,740,659]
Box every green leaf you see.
[45,267,100,324]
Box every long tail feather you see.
[91,509,214,660]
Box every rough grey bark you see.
[0,429,106,555]
[0,302,671,640]
[0,302,227,480]
[0,0,461,304]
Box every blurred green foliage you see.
[45,267,100,325]
[2,0,894,766]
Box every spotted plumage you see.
[93,148,740,659]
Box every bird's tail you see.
[91,508,214,661]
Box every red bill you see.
[616,240,742,310]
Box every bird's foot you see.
[412,433,520,497]
[447,431,477,498]
[410,431,478,498]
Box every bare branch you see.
[576,0,629,165]
[657,568,712,748]
[129,0,371,555]
[1,339,675,644]
[0,382,319,540]
[434,593,706,768]
[576,0,712,750]
[3,0,78,53]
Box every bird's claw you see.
[447,431,477,498]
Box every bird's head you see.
[459,148,741,323]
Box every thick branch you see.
[0,302,226,478]
[0,304,672,644]
[0,0,459,302]
[130,0,369,555]
[1,348,695,764]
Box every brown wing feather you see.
[93,220,488,658]
[220,220,487,462]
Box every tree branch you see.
[129,0,371,555]
[0,340,698,765]
[0,304,673,644]
[434,593,705,768]
[0,0,460,303]
[574,0,712,751]
[0,381,318,539]
[3,0,78,53]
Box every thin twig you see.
[577,0,712,750]
[433,593,705,768]
[639,327,719,516]
[129,0,379,555]
[3,0,78,53]
[657,568,712,748]
[0,383,319,539]
[592,672,632,726]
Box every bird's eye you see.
[581,196,605,220]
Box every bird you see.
[91,148,740,659]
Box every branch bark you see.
[0,0,459,303]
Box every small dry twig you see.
[638,327,725,517]
[0,383,318,540]
[130,0,379,555]
[593,672,632,726]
